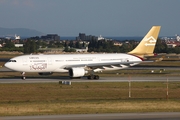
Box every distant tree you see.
[154,39,168,53]
[4,41,15,48]
[48,41,56,48]
[56,41,64,48]
[69,48,76,52]
[64,46,76,52]
[24,40,37,54]
[174,47,180,54]
[68,41,74,48]
[41,41,48,48]
[64,41,68,47]
[119,43,127,53]
[75,41,82,48]
[64,46,69,52]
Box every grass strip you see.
[1,100,180,116]
[0,82,180,116]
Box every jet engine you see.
[69,68,86,77]
[38,72,53,75]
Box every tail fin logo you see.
[144,36,156,46]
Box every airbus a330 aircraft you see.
[5,26,161,80]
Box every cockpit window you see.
[8,60,17,62]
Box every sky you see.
[0,0,180,36]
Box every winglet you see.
[128,26,161,58]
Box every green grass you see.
[0,82,180,116]
[0,53,22,58]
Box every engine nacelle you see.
[38,72,53,75]
[69,68,86,77]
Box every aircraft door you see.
[48,58,52,65]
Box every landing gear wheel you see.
[22,76,26,80]
[21,72,26,80]
[87,75,93,79]
[94,75,99,80]
[87,75,99,80]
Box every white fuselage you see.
[5,53,142,73]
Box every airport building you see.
[41,34,60,41]
[76,33,106,41]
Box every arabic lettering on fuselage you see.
[29,57,39,59]
[30,63,47,70]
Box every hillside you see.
[0,27,44,38]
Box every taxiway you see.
[1,112,180,120]
[0,76,179,83]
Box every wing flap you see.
[64,61,143,69]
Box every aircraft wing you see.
[64,61,145,69]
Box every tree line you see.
[1,38,180,54]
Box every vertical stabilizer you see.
[128,26,161,57]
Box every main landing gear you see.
[87,69,100,80]
[21,72,26,80]
[87,75,99,80]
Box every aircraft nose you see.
[4,62,10,69]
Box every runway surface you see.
[0,76,180,83]
[1,112,180,120]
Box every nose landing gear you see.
[21,72,26,80]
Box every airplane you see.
[4,26,161,80]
